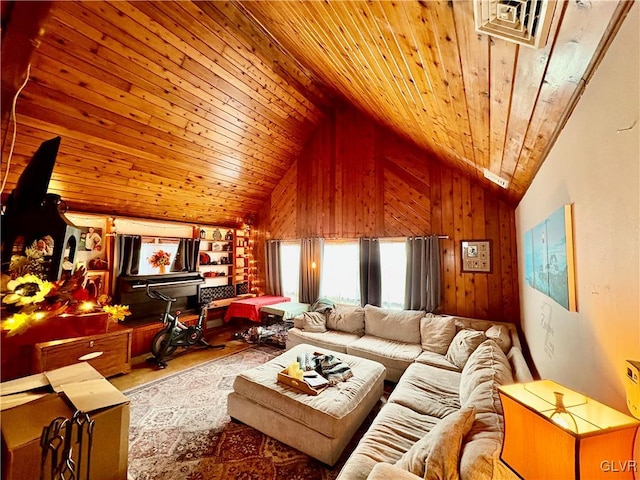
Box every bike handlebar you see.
[146,285,176,303]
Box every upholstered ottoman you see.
[227,343,386,466]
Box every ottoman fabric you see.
[229,344,386,465]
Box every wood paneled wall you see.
[263,105,519,323]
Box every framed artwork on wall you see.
[461,240,492,273]
[523,204,577,312]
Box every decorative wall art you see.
[524,204,576,312]
[461,240,492,273]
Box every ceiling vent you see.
[483,168,510,189]
[474,0,555,49]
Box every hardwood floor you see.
[109,323,254,391]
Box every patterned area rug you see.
[125,345,385,480]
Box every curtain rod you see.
[270,235,450,241]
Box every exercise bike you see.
[146,285,224,368]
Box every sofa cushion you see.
[420,314,457,355]
[414,351,459,372]
[348,402,440,465]
[301,311,327,332]
[387,362,461,419]
[348,335,422,382]
[445,329,486,369]
[327,304,366,335]
[286,327,360,353]
[485,325,512,354]
[366,463,423,480]
[395,406,476,478]
[364,305,423,343]
[459,340,514,405]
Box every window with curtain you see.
[380,240,407,310]
[137,237,180,275]
[280,241,301,302]
[320,241,360,305]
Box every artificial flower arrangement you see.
[148,249,172,268]
[1,240,131,336]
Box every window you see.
[280,241,301,302]
[138,237,180,275]
[320,241,360,305]
[380,240,407,310]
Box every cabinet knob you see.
[89,340,94,348]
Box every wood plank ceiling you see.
[0,0,632,226]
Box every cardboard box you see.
[1,363,129,480]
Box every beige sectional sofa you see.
[286,304,533,479]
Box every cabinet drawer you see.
[34,328,132,378]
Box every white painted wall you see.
[516,3,639,412]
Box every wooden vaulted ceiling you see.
[0,1,632,226]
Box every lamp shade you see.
[499,380,639,479]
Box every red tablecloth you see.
[224,295,291,322]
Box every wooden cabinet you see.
[1,312,111,382]
[33,325,132,378]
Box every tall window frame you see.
[280,241,301,302]
[379,239,407,310]
[320,240,360,305]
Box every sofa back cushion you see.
[485,325,512,354]
[301,311,328,332]
[458,340,517,480]
[420,315,457,355]
[327,305,365,336]
[445,329,486,369]
[459,339,514,405]
[364,305,423,344]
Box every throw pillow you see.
[395,406,476,478]
[485,325,512,354]
[327,304,365,335]
[445,329,486,369]
[420,315,457,355]
[301,311,327,332]
[310,298,335,313]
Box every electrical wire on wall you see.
[1,63,32,198]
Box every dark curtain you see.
[114,234,141,276]
[299,238,323,304]
[265,240,282,296]
[173,238,200,272]
[404,235,442,312]
[359,237,381,307]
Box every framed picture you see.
[523,204,576,311]
[461,240,492,273]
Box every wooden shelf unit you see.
[198,226,250,302]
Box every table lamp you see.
[499,380,640,479]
